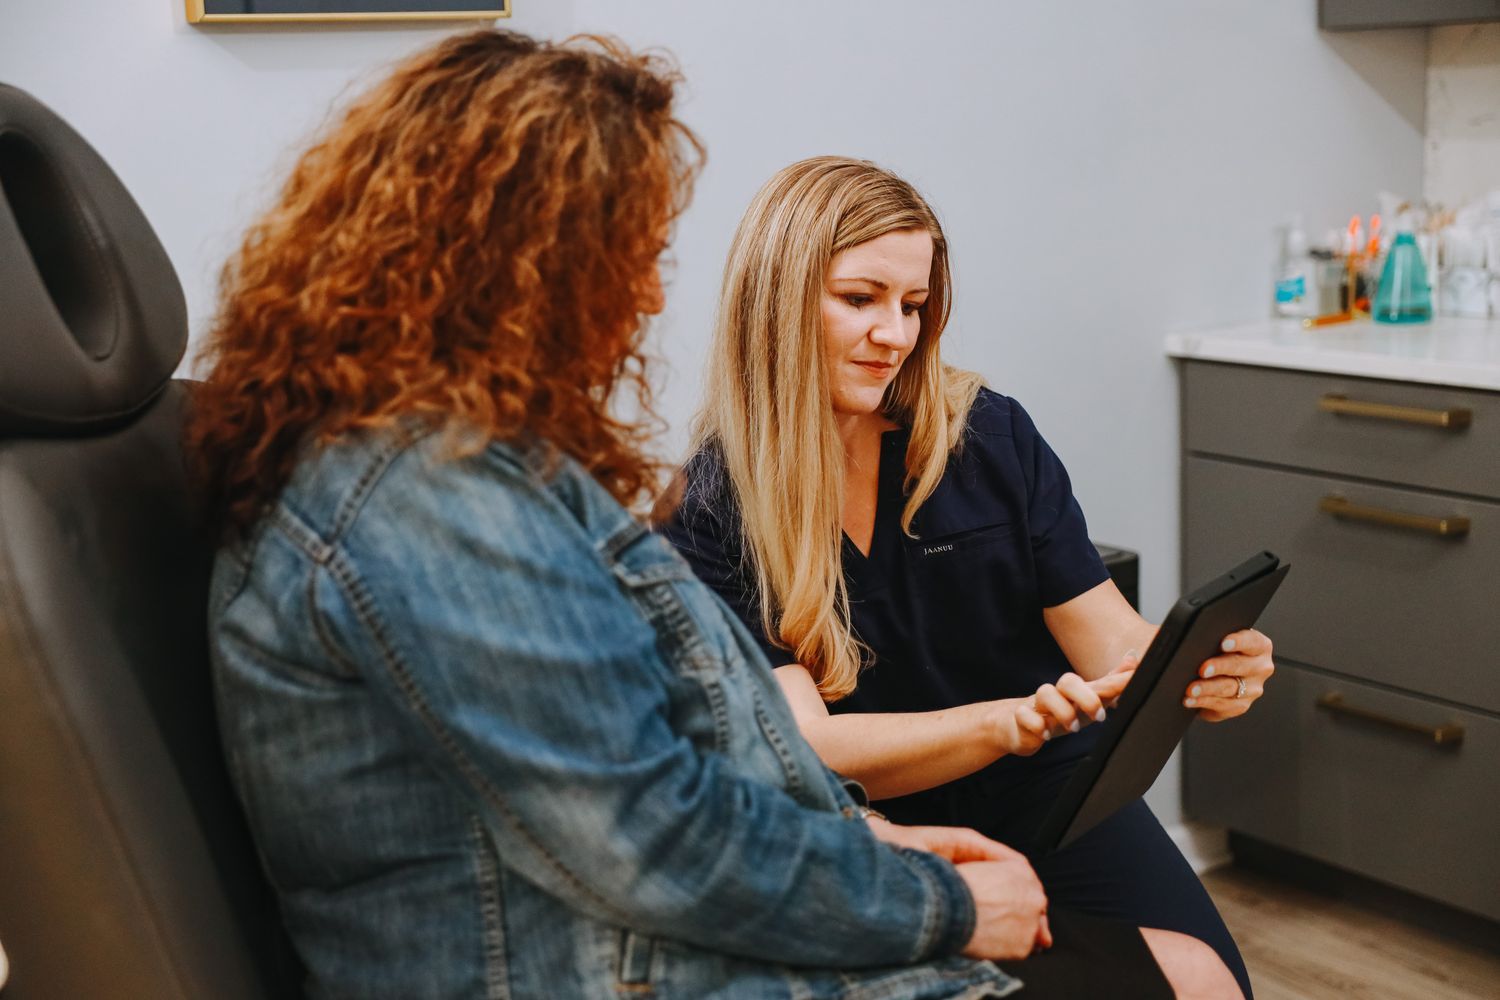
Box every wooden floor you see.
[1201,866,1500,1000]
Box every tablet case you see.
[1033,551,1290,854]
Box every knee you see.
[1138,927,1244,1000]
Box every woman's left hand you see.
[1184,628,1274,722]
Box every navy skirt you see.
[887,756,1253,1000]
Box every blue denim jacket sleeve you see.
[308,442,975,968]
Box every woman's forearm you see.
[1043,580,1161,681]
[798,702,1012,802]
[1092,616,1160,680]
[774,663,1124,803]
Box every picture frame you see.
[186,1,510,25]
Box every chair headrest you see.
[0,84,186,435]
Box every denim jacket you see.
[209,427,1020,1000]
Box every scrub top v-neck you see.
[839,429,903,570]
[658,389,1111,819]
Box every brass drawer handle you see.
[1319,393,1472,430]
[1318,495,1470,538]
[1316,692,1465,747]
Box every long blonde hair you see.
[695,157,983,701]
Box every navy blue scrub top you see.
[658,389,1111,816]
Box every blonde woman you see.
[660,157,1273,999]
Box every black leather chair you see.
[0,84,297,999]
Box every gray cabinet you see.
[1179,360,1500,923]
[1319,0,1500,31]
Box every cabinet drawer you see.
[1185,660,1500,922]
[1183,362,1500,500]
[1184,457,1500,713]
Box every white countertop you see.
[1164,317,1500,391]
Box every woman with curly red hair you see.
[188,29,679,536]
[186,28,1184,999]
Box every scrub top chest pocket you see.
[912,519,1016,559]
[905,512,1034,656]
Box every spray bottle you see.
[1274,216,1316,317]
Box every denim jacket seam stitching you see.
[468,814,510,1000]
[306,565,361,679]
[631,583,721,677]
[615,561,695,587]
[269,505,333,564]
[327,425,431,543]
[750,692,806,797]
[605,530,727,701]
[323,546,634,925]
[483,447,639,594]
[701,677,732,747]
[898,847,948,961]
[931,848,979,960]
[600,518,647,560]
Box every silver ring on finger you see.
[1234,676,1247,699]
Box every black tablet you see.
[1032,551,1290,854]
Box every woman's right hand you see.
[956,847,1052,960]
[869,815,1052,958]
[987,654,1139,757]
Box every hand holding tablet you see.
[1184,625,1277,721]
[1032,551,1291,854]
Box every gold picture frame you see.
[186,1,509,25]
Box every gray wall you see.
[1426,23,1500,208]
[0,0,1428,827]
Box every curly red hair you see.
[185,29,703,540]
